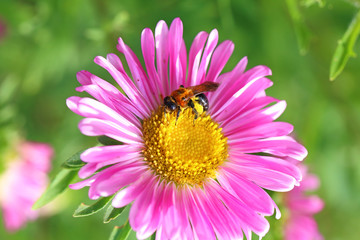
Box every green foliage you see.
[33,168,78,209]
[301,0,325,7]
[285,0,360,80]
[61,150,86,170]
[0,75,19,127]
[103,205,126,224]
[109,222,132,240]
[0,75,19,106]
[286,0,311,55]
[33,149,88,209]
[98,135,124,146]
[330,9,360,81]
[73,196,113,217]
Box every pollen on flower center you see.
[142,106,228,185]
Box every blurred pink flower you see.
[0,142,53,232]
[67,18,307,239]
[284,165,324,240]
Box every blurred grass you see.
[0,0,360,239]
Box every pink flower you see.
[0,141,53,232]
[284,165,324,240]
[67,18,307,239]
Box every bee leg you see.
[188,100,198,125]
[175,106,181,125]
[192,108,198,125]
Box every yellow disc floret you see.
[142,106,228,186]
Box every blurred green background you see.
[0,0,359,239]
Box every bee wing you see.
[189,81,220,96]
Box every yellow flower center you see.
[142,105,228,186]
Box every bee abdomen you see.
[195,93,209,111]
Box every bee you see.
[163,81,219,122]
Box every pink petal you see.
[168,18,185,91]
[214,64,271,103]
[75,84,111,108]
[195,187,242,239]
[207,55,248,109]
[77,163,97,179]
[158,182,174,213]
[94,56,151,116]
[205,180,270,238]
[209,61,268,108]
[88,164,145,199]
[187,31,209,86]
[127,176,159,232]
[132,182,165,239]
[229,152,302,182]
[183,187,216,240]
[179,40,187,86]
[76,70,92,85]
[78,156,140,179]
[272,197,282,219]
[75,71,145,121]
[299,173,320,191]
[212,77,273,121]
[205,40,234,83]
[103,56,148,119]
[141,28,162,101]
[218,96,278,131]
[80,145,140,163]
[94,56,138,100]
[69,175,96,190]
[223,163,297,192]
[227,122,294,141]
[285,215,323,240]
[217,169,275,216]
[66,97,141,135]
[106,53,127,75]
[21,142,53,172]
[155,20,170,95]
[196,29,218,84]
[222,100,287,134]
[2,207,29,231]
[112,172,153,208]
[288,196,324,214]
[230,136,308,161]
[159,185,183,239]
[174,187,194,239]
[157,185,193,240]
[117,38,158,110]
[78,118,142,145]
[237,96,279,116]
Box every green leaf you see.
[73,196,113,217]
[61,150,86,169]
[109,221,132,240]
[0,105,16,126]
[98,135,123,146]
[33,168,77,209]
[103,205,126,223]
[300,0,325,8]
[330,10,360,81]
[0,75,19,106]
[286,0,311,55]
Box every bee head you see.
[164,96,177,112]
